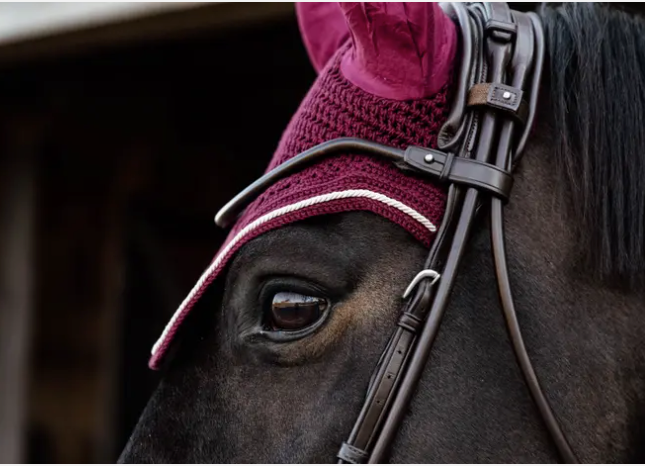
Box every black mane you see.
[541,3,645,286]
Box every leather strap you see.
[214,139,405,228]
[489,10,577,463]
[404,146,514,200]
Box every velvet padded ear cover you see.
[296,2,456,101]
[150,2,458,369]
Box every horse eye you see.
[269,291,328,330]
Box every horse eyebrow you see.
[227,213,408,296]
[227,219,362,294]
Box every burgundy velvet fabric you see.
[297,2,456,100]
[296,2,350,72]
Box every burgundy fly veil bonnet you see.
[150,2,458,369]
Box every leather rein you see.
[215,3,578,463]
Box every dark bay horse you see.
[119,3,645,463]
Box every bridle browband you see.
[215,3,578,464]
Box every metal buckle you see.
[402,269,441,299]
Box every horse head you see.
[120,3,645,463]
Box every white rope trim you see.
[151,189,436,355]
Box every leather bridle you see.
[215,3,578,463]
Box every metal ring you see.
[402,269,441,299]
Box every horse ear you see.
[338,2,457,100]
[296,2,350,73]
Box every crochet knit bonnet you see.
[150,2,458,369]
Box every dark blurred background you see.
[0,2,315,463]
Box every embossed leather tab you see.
[467,82,528,122]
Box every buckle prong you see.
[402,269,441,299]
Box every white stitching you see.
[151,190,437,355]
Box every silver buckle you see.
[402,269,441,299]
